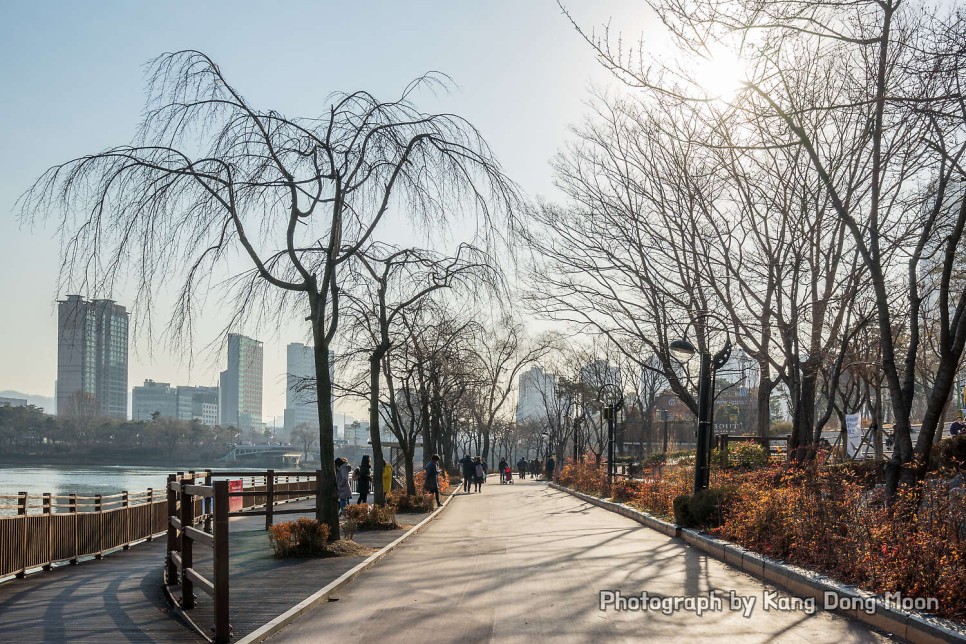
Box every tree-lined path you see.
[271,480,886,643]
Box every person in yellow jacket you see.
[382,462,393,497]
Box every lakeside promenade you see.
[271,479,886,643]
[0,479,893,643]
[0,500,418,641]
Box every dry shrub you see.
[414,468,450,493]
[387,490,436,513]
[633,464,693,519]
[558,459,607,496]
[268,518,330,557]
[343,502,400,529]
[557,457,966,619]
[716,466,966,619]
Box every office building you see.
[177,385,219,426]
[219,333,263,430]
[132,380,178,421]
[284,343,330,432]
[56,295,128,418]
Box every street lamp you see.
[657,408,670,455]
[671,325,732,494]
[598,383,624,484]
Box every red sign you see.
[229,479,243,512]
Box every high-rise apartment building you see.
[56,295,128,418]
[283,343,335,432]
[516,366,556,426]
[219,334,263,431]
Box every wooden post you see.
[95,494,103,559]
[204,470,213,534]
[122,490,130,550]
[213,480,231,644]
[265,470,275,530]
[43,493,52,571]
[146,488,154,541]
[165,474,177,585]
[16,492,27,578]
[180,482,195,609]
[69,493,78,565]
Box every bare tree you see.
[21,50,518,536]
[562,0,966,492]
[341,243,497,504]
[467,317,554,463]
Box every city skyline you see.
[0,1,651,421]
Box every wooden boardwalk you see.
[0,501,423,642]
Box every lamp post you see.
[671,326,731,494]
[659,408,670,455]
[598,383,624,484]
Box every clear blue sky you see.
[0,1,654,422]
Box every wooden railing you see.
[166,474,230,644]
[164,469,326,642]
[0,488,166,580]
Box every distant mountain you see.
[0,390,55,414]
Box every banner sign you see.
[845,414,862,458]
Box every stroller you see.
[504,466,514,484]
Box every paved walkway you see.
[0,500,421,642]
[271,479,889,644]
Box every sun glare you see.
[690,50,747,101]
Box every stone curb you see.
[237,487,459,643]
[549,483,966,644]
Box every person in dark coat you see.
[473,456,485,493]
[546,456,556,482]
[356,454,372,504]
[498,457,508,484]
[517,457,527,480]
[460,454,474,493]
[424,454,442,507]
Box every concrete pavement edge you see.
[549,482,966,644]
[237,486,459,644]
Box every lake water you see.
[0,464,179,499]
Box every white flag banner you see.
[845,414,862,458]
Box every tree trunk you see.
[757,374,772,440]
[312,327,339,540]
[405,443,417,496]
[369,351,387,505]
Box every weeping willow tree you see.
[21,50,518,538]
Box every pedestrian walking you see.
[473,456,485,493]
[529,459,537,479]
[546,456,555,482]
[356,454,372,504]
[460,454,475,493]
[382,462,393,497]
[517,456,527,480]
[424,454,442,507]
[336,458,352,515]
[498,457,508,484]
